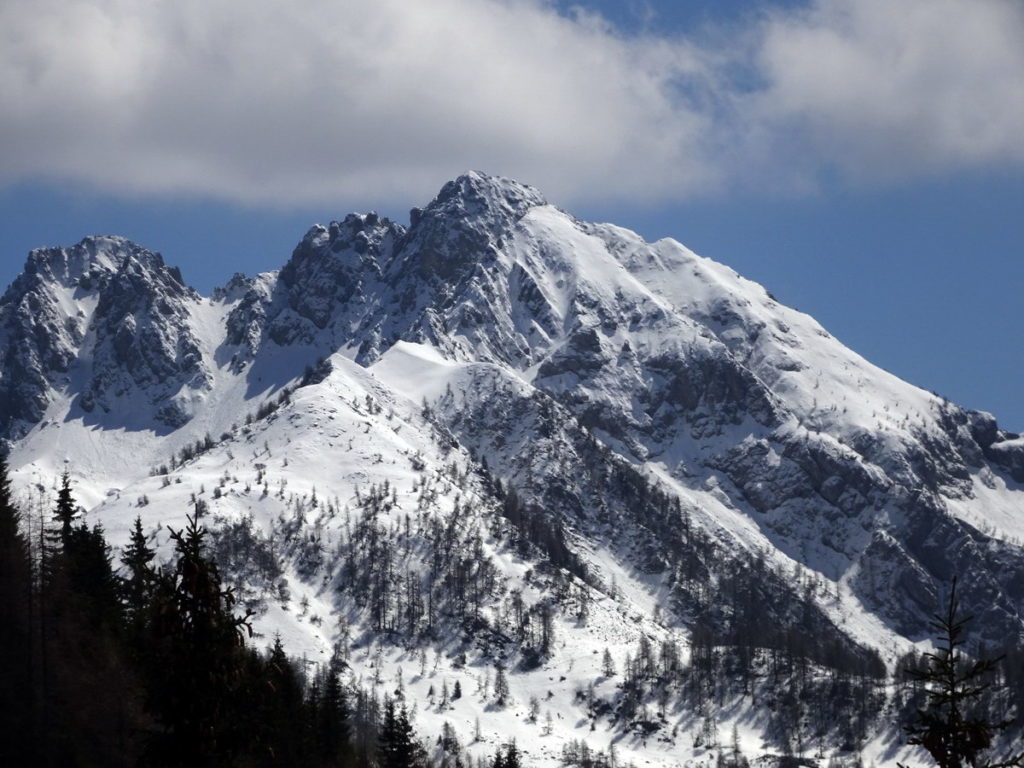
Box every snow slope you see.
[4,172,1024,767]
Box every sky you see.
[1,0,1022,429]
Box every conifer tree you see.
[64,519,121,628]
[0,454,34,766]
[317,661,352,766]
[379,697,421,768]
[144,512,252,767]
[504,738,522,768]
[492,740,521,768]
[43,472,118,622]
[53,471,77,544]
[258,636,306,766]
[899,578,1024,768]
[493,664,510,706]
[40,471,145,766]
[121,515,156,638]
[602,647,616,677]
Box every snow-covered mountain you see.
[4,171,1023,766]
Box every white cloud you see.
[749,0,1024,184]
[0,0,1021,207]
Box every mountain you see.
[4,171,1023,766]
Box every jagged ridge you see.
[5,171,1024,766]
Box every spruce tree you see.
[255,636,307,767]
[43,472,119,624]
[317,662,352,766]
[41,471,77,590]
[121,515,156,638]
[379,697,420,768]
[64,520,122,628]
[144,513,252,767]
[899,578,1024,768]
[492,741,521,768]
[493,664,509,706]
[41,472,146,766]
[602,647,616,677]
[504,739,522,768]
[0,454,34,766]
[53,471,77,544]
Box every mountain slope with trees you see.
[3,172,1024,766]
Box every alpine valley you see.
[3,172,1023,767]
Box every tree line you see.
[3,450,1023,768]
[0,456,518,768]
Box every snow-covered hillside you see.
[4,171,1023,767]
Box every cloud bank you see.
[0,0,1021,206]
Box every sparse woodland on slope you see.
[2,173,1024,767]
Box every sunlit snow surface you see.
[7,175,1023,767]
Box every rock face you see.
[4,172,1024,657]
[0,236,209,435]
[80,246,207,427]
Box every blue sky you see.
[1,0,1022,429]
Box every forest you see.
[1,453,1021,768]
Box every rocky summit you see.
[4,172,1024,767]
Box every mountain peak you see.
[7,173,1024,766]
[18,235,185,292]
[22,235,126,285]
[0,234,202,436]
[421,171,547,222]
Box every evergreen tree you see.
[379,697,420,768]
[63,519,122,628]
[43,473,119,622]
[143,513,252,767]
[439,720,460,755]
[492,740,521,768]
[504,738,522,768]
[493,664,510,706]
[256,636,307,766]
[39,471,147,766]
[121,515,156,632]
[899,578,1024,768]
[0,453,34,766]
[602,648,616,677]
[53,471,77,544]
[316,661,352,766]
